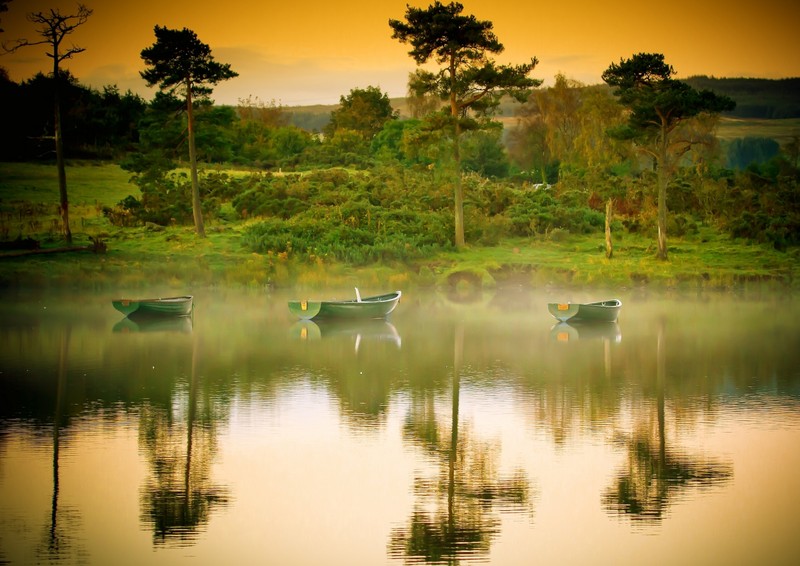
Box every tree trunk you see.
[656,125,669,261]
[186,85,206,238]
[605,198,613,259]
[453,121,464,248]
[450,56,465,248]
[53,59,72,243]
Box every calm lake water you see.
[1,287,799,566]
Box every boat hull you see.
[112,295,194,318]
[547,299,621,323]
[288,291,401,320]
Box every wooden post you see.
[605,198,613,259]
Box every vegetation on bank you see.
[0,162,797,292]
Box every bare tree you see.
[3,4,93,243]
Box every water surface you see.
[1,288,798,565]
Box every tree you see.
[573,85,628,169]
[140,26,237,238]
[405,70,442,118]
[236,96,289,128]
[536,74,583,166]
[390,1,540,247]
[3,3,92,243]
[602,53,734,260]
[324,85,397,141]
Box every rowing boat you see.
[547,299,621,322]
[288,288,401,320]
[111,295,194,318]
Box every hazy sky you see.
[2,0,799,106]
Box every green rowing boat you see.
[547,299,621,323]
[112,295,194,318]
[288,288,401,320]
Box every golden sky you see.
[2,0,799,106]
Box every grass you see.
[0,161,139,205]
[429,230,799,292]
[0,161,797,293]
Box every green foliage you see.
[194,105,238,162]
[371,119,431,165]
[461,127,510,177]
[240,172,454,264]
[108,165,230,226]
[722,166,800,250]
[232,166,622,259]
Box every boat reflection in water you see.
[113,314,194,334]
[290,318,402,352]
[550,321,622,343]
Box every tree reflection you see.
[389,324,533,563]
[602,318,733,522]
[37,325,84,563]
[139,334,229,544]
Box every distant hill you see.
[681,76,800,119]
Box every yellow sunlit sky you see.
[2,0,799,107]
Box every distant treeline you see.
[284,105,332,132]
[286,77,800,129]
[682,76,800,119]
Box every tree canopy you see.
[140,26,237,101]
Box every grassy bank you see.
[0,161,797,293]
[2,218,796,294]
